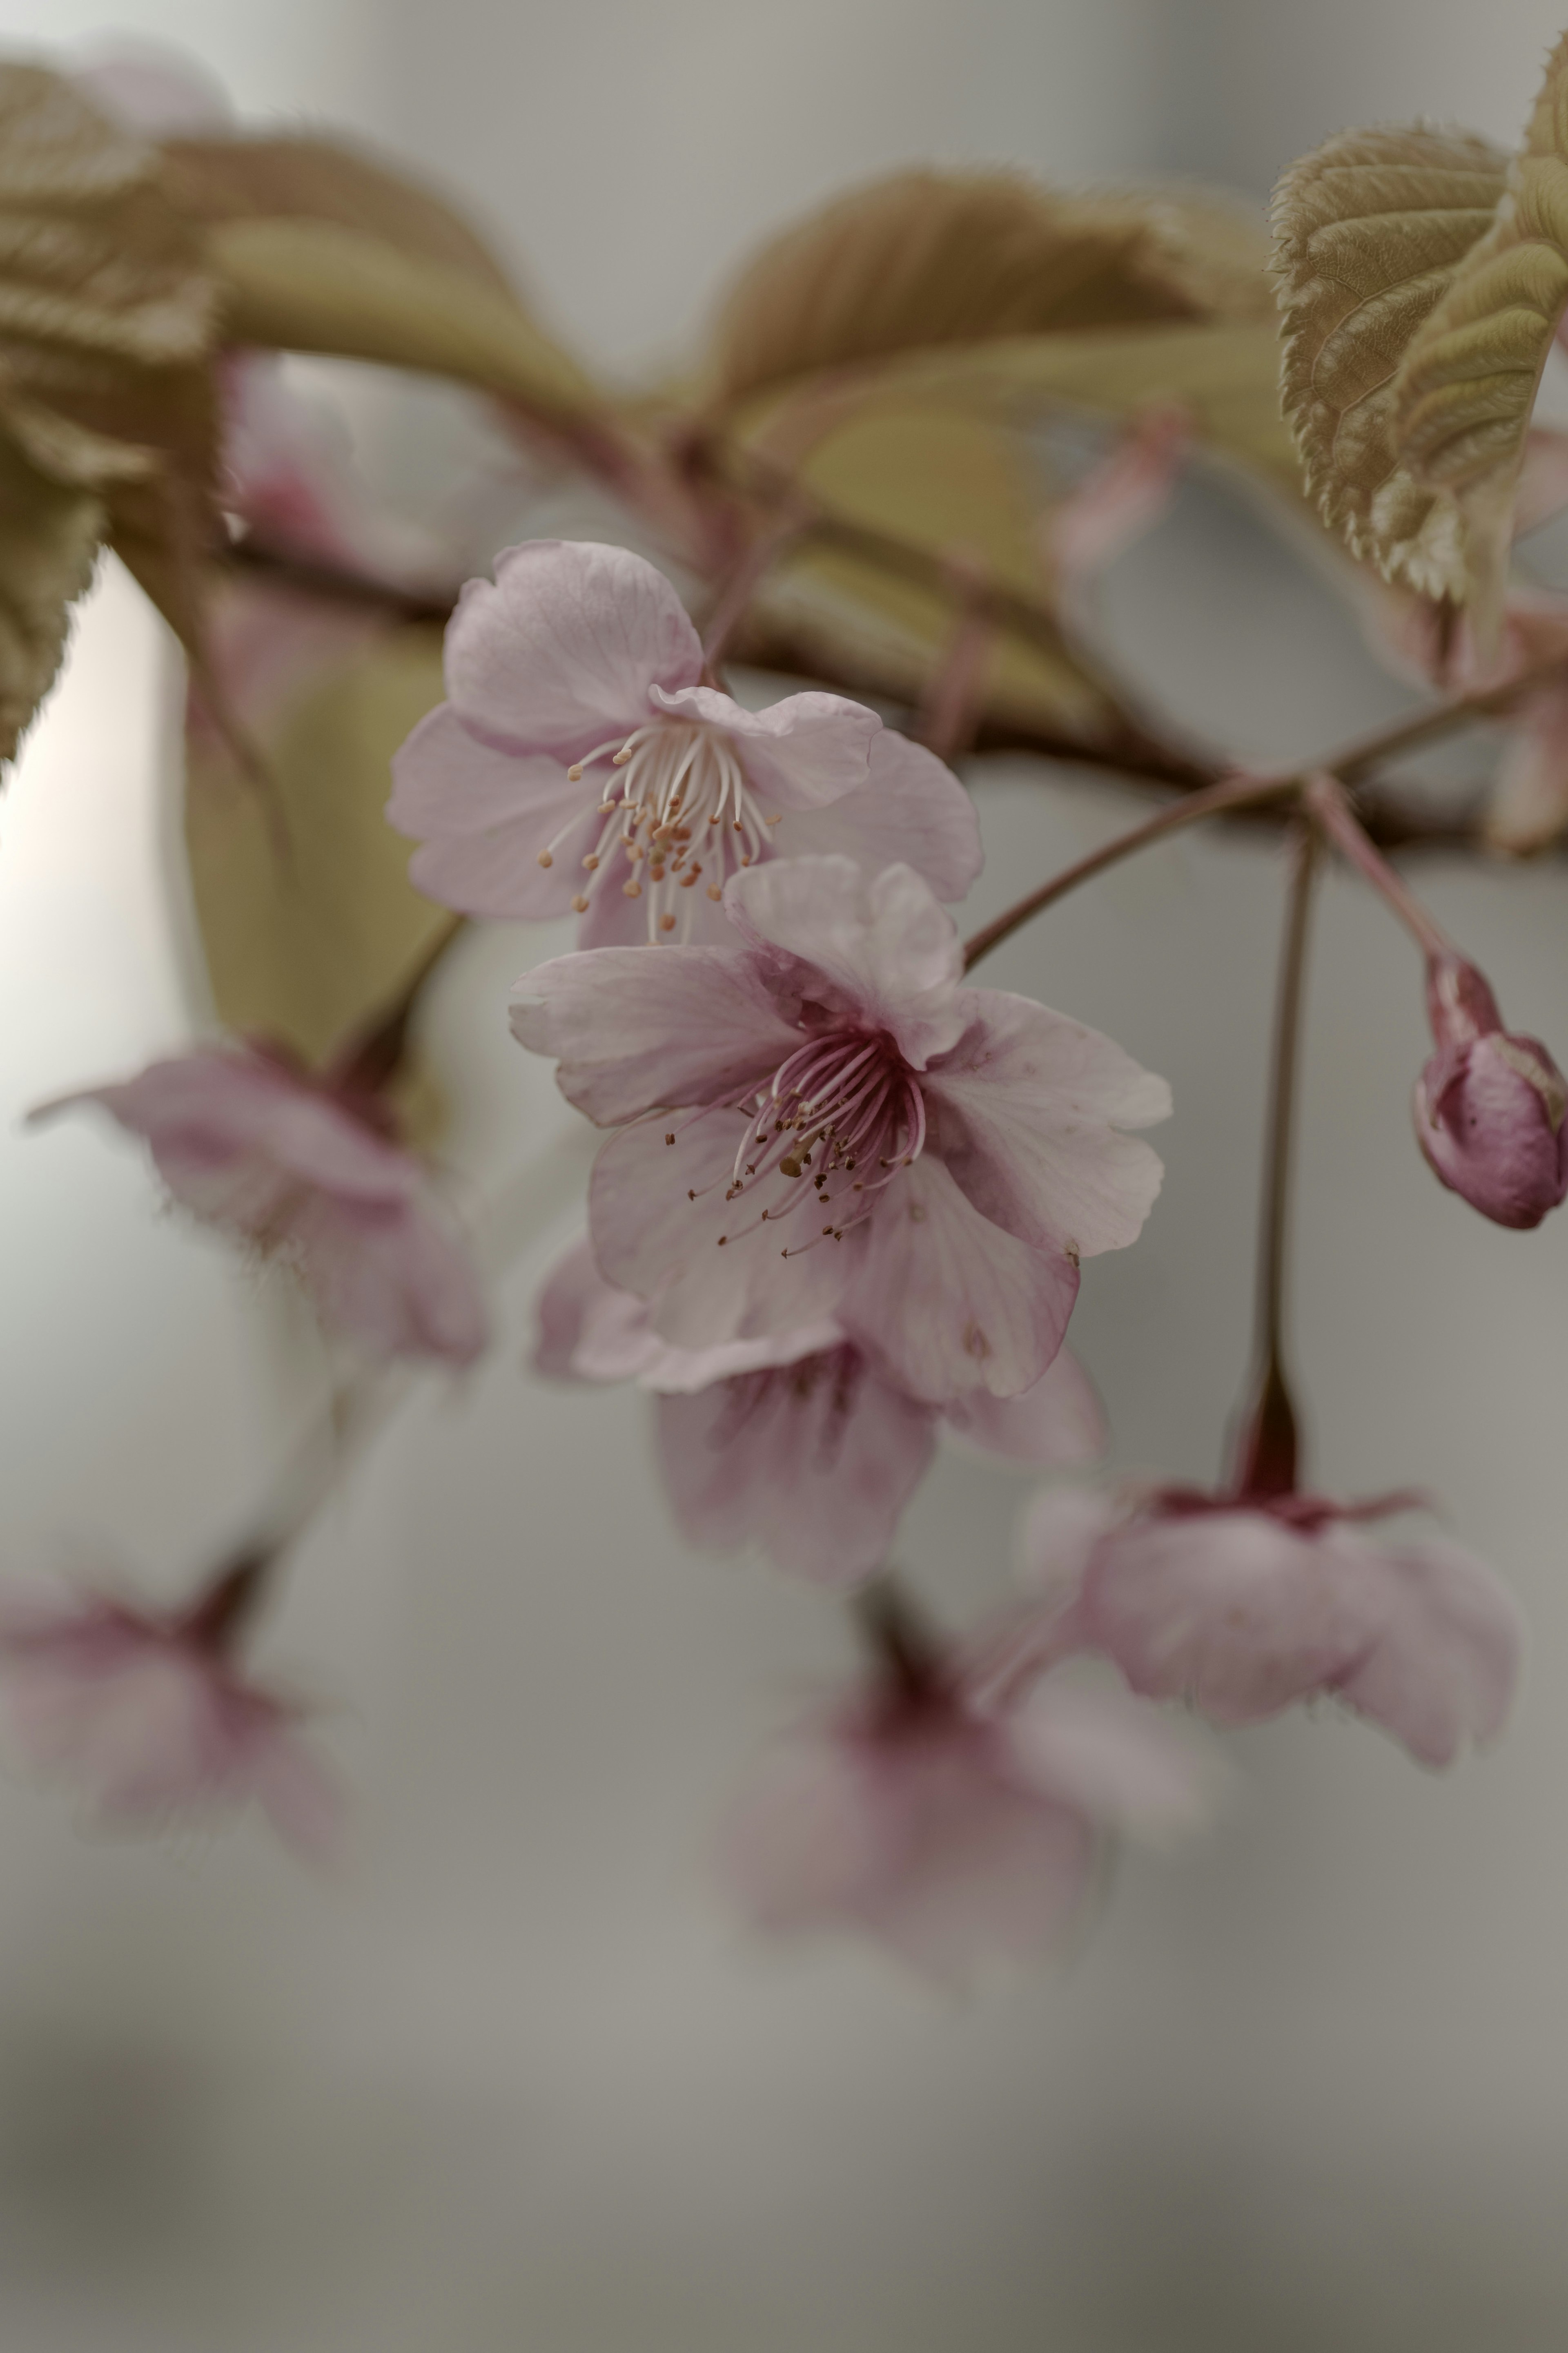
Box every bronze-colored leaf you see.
[206,216,604,433]
[1273,124,1508,600]
[0,402,103,763]
[704,169,1273,408]
[183,597,452,1064]
[160,131,515,296]
[1394,34,1568,637]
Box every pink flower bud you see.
[1415,955,1568,1229]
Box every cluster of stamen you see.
[535,719,782,941]
[669,1032,926,1257]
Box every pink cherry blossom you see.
[722,1603,1207,1984]
[513,856,1169,1402]
[1416,952,1568,1229]
[36,1045,488,1365]
[535,1239,1104,1584]
[0,1581,336,1856]
[1013,1481,1521,1768]
[388,538,982,944]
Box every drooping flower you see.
[535,1238,1105,1584]
[513,856,1169,1402]
[722,1589,1207,1985]
[388,538,983,944]
[36,1044,488,1365]
[1416,951,1568,1229]
[1008,1479,1521,1768]
[0,1574,336,1857]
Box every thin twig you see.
[1303,773,1453,961]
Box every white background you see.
[3,4,1568,2348]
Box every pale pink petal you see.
[589,1112,853,1346]
[1334,1534,1523,1766]
[941,1348,1105,1464]
[73,43,233,132]
[844,1151,1079,1402]
[1045,404,1189,587]
[245,1727,343,1867]
[533,1237,666,1382]
[1002,1678,1213,1841]
[655,1347,935,1584]
[924,990,1170,1255]
[649,683,879,805]
[722,858,967,1068]
[390,706,592,918]
[443,541,702,758]
[1484,681,1568,855]
[511,947,800,1125]
[771,728,983,903]
[292,1193,489,1365]
[1082,1510,1377,1723]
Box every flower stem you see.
[1231,819,1319,1500]
[963,769,1302,968]
[1303,772,1453,960]
[700,503,808,670]
[852,1575,945,1703]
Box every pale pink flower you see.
[388,538,982,944]
[723,1606,1207,1985]
[513,856,1169,1402]
[1013,1480,1521,1768]
[0,1580,336,1856]
[535,1239,1104,1585]
[37,1045,488,1364]
[1416,952,1568,1229]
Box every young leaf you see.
[0,408,103,763]
[1273,125,1508,598]
[1395,33,1568,638]
[704,169,1273,408]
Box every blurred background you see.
[4,2,1568,2347]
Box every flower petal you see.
[291,1192,489,1365]
[510,946,800,1124]
[924,990,1170,1255]
[844,1152,1079,1402]
[1003,1678,1213,1841]
[390,706,593,919]
[723,858,966,1067]
[1334,1534,1523,1766]
[942,1349,1105,1464]
[589,1111,853,1346]
[650,683,878,805]
[656,1348,934,1584]
[443,540,702,757]
[773,727,983,903]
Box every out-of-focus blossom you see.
[36,1045,488,1365]
[1416,952,1568,1229]
[0,1580,336,1856]
[388,538,982,944]
[722,1602,1207,1985]
[1043,403,1189,601]
[72,37,234,135]
[1012,1480,1521,1768]
[513,856,1169,1401]
[1485,672,1568,855]
[535,1239,1104,1584]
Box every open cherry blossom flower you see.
[513,855,1169,1402]
[1008,1480,1521,1768]
[1415,952,1568,1228]
[722,1591,1208,1985]
[535,1239,1104,1584]
[0,1575,336,1857]
[36,1044,488,1365]
[388,538,982,944]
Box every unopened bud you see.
[1414,954,1568,1228]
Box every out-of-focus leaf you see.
[0,407,102,761]
[206,217,604,432]
[733,322,1299,495]
[704,170,1274,409]
[1394,34,1568,638]
[161,132,516,294]
[1272,125,1508,603]
[748,406,1109,736]
[184,608,452,1064]
[0,63,221,664]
